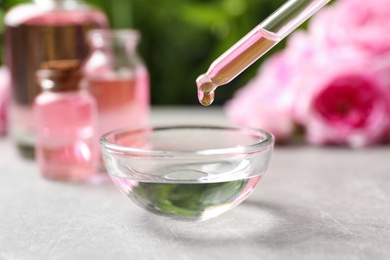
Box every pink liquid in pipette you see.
[196,28,279,106]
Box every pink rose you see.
[290,44,378,126]
[0,67,10,136]
[224,52,296,141]
[309,0,390,55]
[292,52,390,148]
[290,0,390,147]
[225,0,390,147]
[306,76,389,147]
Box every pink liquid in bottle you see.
[34,91,97,181]
[33,60,98,181]
[87,75,150,140]
[83,29,150,170]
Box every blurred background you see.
[0,0,287,105]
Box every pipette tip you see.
[196,74,217,106]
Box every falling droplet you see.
[198,90,214,106]
[196,74,217,106]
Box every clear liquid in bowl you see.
[111,173,261,221]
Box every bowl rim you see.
[99,124,274,156]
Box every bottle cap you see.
[36,60,83,92]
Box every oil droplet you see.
[198,90,215,106]
[196,74,217,106]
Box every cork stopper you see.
[36,60,83,92]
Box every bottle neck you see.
[36,60,83,92]
[34,0,85,10]
[88,29,139,53]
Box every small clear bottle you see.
[83,29,150,168]
[33,60,98,181]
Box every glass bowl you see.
[99,125,274,221]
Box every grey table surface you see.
[1,106,390,260]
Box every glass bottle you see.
[83,29,150,168]
[4,0,108,158]
[33,60,98,181]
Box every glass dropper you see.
[196,0,332,106]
